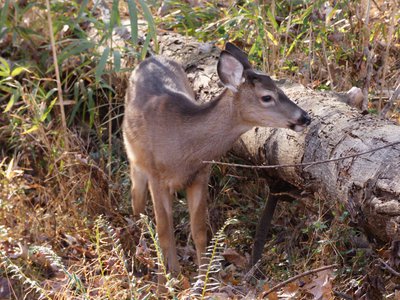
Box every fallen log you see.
[237,82,400,242]
[154,32,400,246]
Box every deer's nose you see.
[299,113,311,126]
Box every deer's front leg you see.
[148,179,180,277]
[130,165,148,217]
[187,167,211,268]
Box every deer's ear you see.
[217,51,244,92]
[225,42,252,70]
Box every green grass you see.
[0,0,399,298]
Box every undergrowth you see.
[0,0,399,299]
[159,0,400,117]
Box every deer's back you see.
[123,56,209,188]
[125,56,195,109]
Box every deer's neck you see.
[184,89,251,161]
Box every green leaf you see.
[266,9,279,31]
[14,26,43,38]
[11,66,28,77]
[95,46,110,83]
[39,97,58,122]
[127,0,138,45]
[266,30,278,46]
[113,50,121,72]
[248,43,257,57]
[0,84,15,94]
[45,88,57,100]
[98,81,116,93]
[0,77,9,84]
[77,0,89,21]
[109,0,121,33]
[87,88,94,128]
[138,0,158,52]
[0,0,10,39]
[300,5,313,25]
[0,57,10,76]
[326,4,339,26]
[68,82,81,126]
[23,125,39,134]
[141,33,152,60]
[4,93,15,113]
[286,31,306,57]
[57,40,94,67]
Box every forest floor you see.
[1,0,400,299]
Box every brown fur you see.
[122,43,311,287]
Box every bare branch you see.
[45,0,68,149]
[380,81,400,119]
[378,258,400,277]
[203,141,400,169]
[262,264,338,297]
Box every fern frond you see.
[30,246,66,273]
[0,250,52,300]
[30,245,87,297]
[95,215,130,272]
[94,215,137,299]
[138,214,167,276]
[192,218,239,299]
[138,214,176,296]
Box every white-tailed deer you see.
[123,42,311,280]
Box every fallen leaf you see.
[267,293,279,300]
[222,248,248,268]
[135,238,155,268]
[179,274,191,290]
[262,283,280,300]
[177,244,196,264]
[205,292,230,299]
[278,282,300,298]
[301,269,335,300]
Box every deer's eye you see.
[261,95,273,103]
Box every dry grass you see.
[3,139,398,298]
[1,0,400,299]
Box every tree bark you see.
[154,33,400,243]
[235,82,400,243]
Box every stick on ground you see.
[262,264,338,298]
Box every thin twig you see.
[203,141,400,169]
[378,4,396,115]
[108,33,113,205]
[45,0,68,149]
[322,40,334,88]
[380,81,400,119]
[279,1,293,71]
[243,259,263,282]
[361,0,372,111]
[308,25,314,84]
[262,264,338,297]
[333,290,353,300]
[378,258,400,277]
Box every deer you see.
[122,42,311,284]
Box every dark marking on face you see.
[244,70,277,91]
